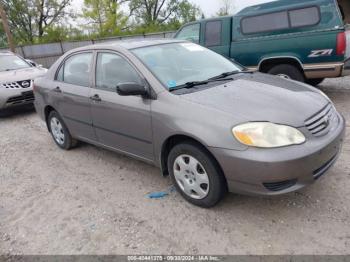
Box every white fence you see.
[0,31,176,68]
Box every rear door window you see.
[241,11,289,34]
[205,21,222,46]
[175,23,200,43]
[289,7,320,28]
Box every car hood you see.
[179,73,329,127]
[0,67,47,83]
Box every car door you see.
[90,51,154,161]
[204,19,231,58]
[55,51,95,141]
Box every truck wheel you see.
[306,78,325,86]
[268,64,305,82]
[167,141,227,208]
[48,111,77,150]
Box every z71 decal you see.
[308,49,334,58]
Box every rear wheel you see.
[268,64,305,82]
[48,111,77,150]
[167,142,227,208]
[306,78,325,86]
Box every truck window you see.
[289,7,320,28]
[205,21,222,47]
[241,11,289,34]
[175,23,200,43]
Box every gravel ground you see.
[0,77,350,255]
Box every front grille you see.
[313,154,338,180]
[6,91,34,105]
[263,179,297,192]
[305,104,337,137]
[1,80,32,89]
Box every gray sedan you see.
[34,39,345,207]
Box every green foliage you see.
[82,0,128,37]
[0,23,7,47]
[3,0,72,45]
[1,0,202,47]
[129,0,200,26]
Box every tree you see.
[129,0,200,26]
[3,0,72,44]
[0,1,15,51]
[216,0,235,16]
[82,0,128,36]
[35,0,72,37]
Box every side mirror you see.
[116,82,148,97]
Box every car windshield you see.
[0,54,31,72]
[131,42,242,90]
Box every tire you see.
[268,64,305,82]
[167,142,227,208]
[48,110,77,150]
[306,78,325,86]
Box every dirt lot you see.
[1,78,350,255]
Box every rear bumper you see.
[209,114,346,196]
[342,58,350,76]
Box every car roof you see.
[73,39,186,52]
[236,0,330,16]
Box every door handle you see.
[90,94,102,102]
[53,86,62,93]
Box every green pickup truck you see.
[175,0,350,85]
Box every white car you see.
[0,51,47,110]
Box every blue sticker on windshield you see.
[146,59,157,67]
[167,80,177,89]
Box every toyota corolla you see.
[34,40,345,207]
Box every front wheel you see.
[48,111,77,150]
[167,142,227,208]
[268,64,305,83]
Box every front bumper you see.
[210,114,346,196]
[0,86,34,109]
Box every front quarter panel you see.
[152,92,248,167]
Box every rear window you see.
[205,21,222,46]
[241,6,321,35]
[241,11,289,34]
[289,7,320,28]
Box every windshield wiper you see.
[169,78,233,92]
[209,70,252,80]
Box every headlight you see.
[232,122,305,148]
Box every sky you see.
[72,0,274,17]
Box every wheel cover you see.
[173,154,210,200]
[50,117,65,145]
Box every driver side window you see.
[95,52,142,91]
[175,23,200,43]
